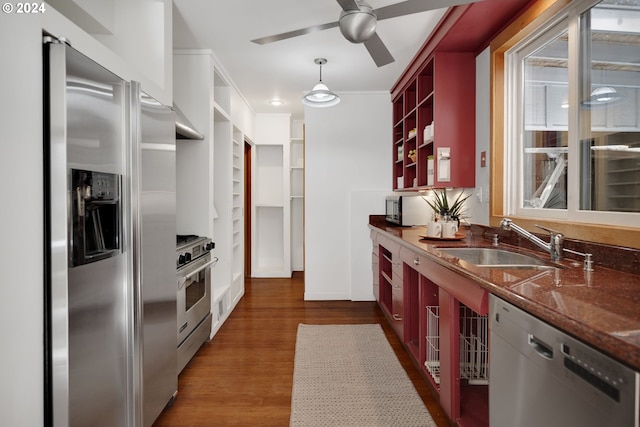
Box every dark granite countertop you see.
[369,218,640,373]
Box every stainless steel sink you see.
[437,247,557,269]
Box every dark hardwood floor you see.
[153,272,450,427]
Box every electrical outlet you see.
[476,187,483,203]
[483,187,490,204]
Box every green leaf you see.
[423,188,470,219]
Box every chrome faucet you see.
[500,218,564,261]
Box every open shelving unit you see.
[392,53,475,190]
[255,144,285,276]
[231,127,244,300]
[252,114,293,278]
[290,136,304,271]
[212,70,234,328]
[253,137,292,277]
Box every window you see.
[504,0,640,227]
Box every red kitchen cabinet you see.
[377,237,404,339]
[392,53,475,190]
[389,0,534,191]
[372,227,491,427]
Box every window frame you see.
[505,15,571,219]
[490,0,640,249]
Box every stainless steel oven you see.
[176,235,216,372]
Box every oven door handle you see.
[178,257,218,291]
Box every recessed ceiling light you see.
[269,99,284,106]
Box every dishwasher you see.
[489,295,639,427]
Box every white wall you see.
[305,92,391,300]
[473,48,491,225]
[0,14,45,427]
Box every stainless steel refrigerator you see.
[135,85,179,427]
[44,38,177,427]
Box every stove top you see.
[177,234,200,246]
[176,235,214,269]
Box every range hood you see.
[174,103,204,140]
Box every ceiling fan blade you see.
[375,0,483,21]
[363,33,395,67]
[251,21,339,45]
[336,0,361,12]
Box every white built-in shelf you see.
[213,104,230,122]
[256,203,284,208]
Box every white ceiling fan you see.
[251,0,484,67]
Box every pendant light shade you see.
[583,86,623,108]
[302,58,340,108]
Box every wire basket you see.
[459,305,489,385]
[424,305,441,384]
[424,304,489,385]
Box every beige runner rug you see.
[290,324,437,427]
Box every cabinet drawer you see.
[378,234,401,256]
[399,246,488,314]
[400,246,428,275]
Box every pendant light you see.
[302,58,340,108]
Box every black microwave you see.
[385,195,427,226]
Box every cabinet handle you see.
[392,314,402,321]
[413,257,420,266]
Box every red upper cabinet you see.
[432,52,475,188]
[390,0,534,191]
[392,52,475,190]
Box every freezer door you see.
[45,41,132,427]
[135,84,178,427]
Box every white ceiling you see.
[172,0,451,119]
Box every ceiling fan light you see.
[339,5,377,43]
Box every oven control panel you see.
[177,236,214,268]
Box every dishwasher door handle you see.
[528,333,553,360]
